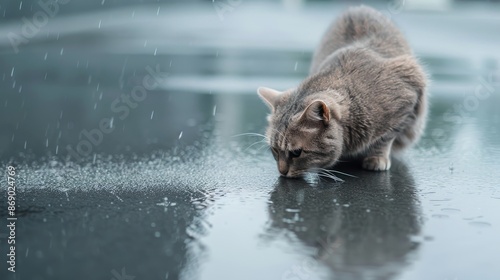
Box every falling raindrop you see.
[94,103,97,110]
[44,52,48,60]
[154,48,157,56]
[101,0,105,4]
[213,105,217,116]
[19,2,22,10]
[154,231,161,238]
[18,85,22,93]
[24,141,27,149]
[88,75,92,84]
[110,117,114,128]
[178,131,183,139]
[294,61,298,71]
[55,145,59,154]
[144,40,148,47]
[60,48,64,55]
[93,154,97,164]
[96,83,100,91]
[157,7,161,15]
[98,20,102,29]
[46,138,49,147]
[132,10,135,18]
[150,111,155,119]
[11,67,14,77]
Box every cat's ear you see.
[257,87,282,111]
[300,100,340,124]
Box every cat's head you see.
[257,87,344,178]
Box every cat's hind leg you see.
[362,137,395,171]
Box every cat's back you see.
[311,6,411,73]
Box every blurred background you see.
[0,0,499,161]
[1,1,500,280]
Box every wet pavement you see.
[1,2,500,280]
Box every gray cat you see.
[257,6,427,177]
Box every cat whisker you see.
[313,167,357,178]
[232,132,269,141]
[256,143,271,152]
[314,171,344,182]
[244,139,268,152]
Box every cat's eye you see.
[290,149,302,158]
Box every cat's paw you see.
[362,156,391,171]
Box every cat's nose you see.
[278,161,289,176]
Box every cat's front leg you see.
[362,137,395,171]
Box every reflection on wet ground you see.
[1,2,500,280]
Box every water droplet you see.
[154,231,161,238]
[60,48,64,55]
[110,117,114,128]
[432,214,449,219]
[441,208,461,213]
[157,7,161,15]
[19,2,23,10]
[154,48,157,56]
[11,67,14,77]
[150,111,154,119]
[44,52,48,60]
[469,221,491,228]
[294,61,298,71]
[98,20,102,28]
[213,105,217,116]
[178,131,183,139]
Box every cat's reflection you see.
[266,161,421,280]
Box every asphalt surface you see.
[1,2,500,280]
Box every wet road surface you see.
[1,2,500,280]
